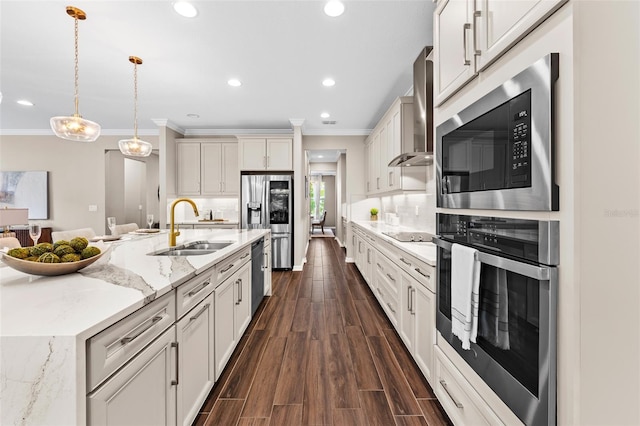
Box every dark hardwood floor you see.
[193,237,452,426]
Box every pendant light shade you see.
[119,56,152,157]
[50,6,101,142]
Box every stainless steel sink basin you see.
[152,248,216,256]
[148,241,234,256]
[184,241,233,250]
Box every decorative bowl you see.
[1,243,109,276]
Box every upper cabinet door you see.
[177,142,201,195]
[434,0,476,106]
[201,143,222,195]
[222,143,239,194]
[239,138,267,170]
[266,138,293,170]
[475,0,567,71]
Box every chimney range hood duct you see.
[388,46,434,167]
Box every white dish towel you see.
[451,243,481,350]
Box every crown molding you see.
[303,128,372,136]
[185,128,294,136]
[151,119,184,135]
[0,127,372,137]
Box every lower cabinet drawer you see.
[434,347,504,426]
[216,246,251,285]
[374,251,400,296]
[373,270,399,327]
[176,268,215,319]
[87,291,176,392]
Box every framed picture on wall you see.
[0,171,49,219]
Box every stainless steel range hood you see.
[388,46,434,167]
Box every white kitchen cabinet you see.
[193,223,239,230]
[214,259,252,378]
[365,97,425,195]
[238,137,293,171]
[177,142,201,196]
[399,271,417,354]
[176,293,215,426]
[87,327,177,426]
[474,0,567,71]
[434,0,477,106]
[177,139,239,196]
[263,234,272,296]
[434,346,505,426]
[234,261,252,340]
[434,0,566,105]
[412,273,436,384]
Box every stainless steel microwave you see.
[436,53,559,211]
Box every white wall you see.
[0,134,159,234]
[322,175,336,228]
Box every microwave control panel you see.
[509,90,531,187]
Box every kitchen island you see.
[0,228,269,426]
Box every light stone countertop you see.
[350,220,436,266]
[0,228,268,425]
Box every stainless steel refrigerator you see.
[241,172,293,269]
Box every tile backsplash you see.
[167,198,239,222]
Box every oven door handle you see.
[433,237,552,280]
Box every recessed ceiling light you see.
[318,155,324,158]
[186,113,200,118]
[173,2,198,18]
[324,0,345,17]
[320,112,330,118]
[17,99,34,106]
[227,79,242,87]
[322,78,335,87]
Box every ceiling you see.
[0,1,434,137]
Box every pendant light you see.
[118,56,152,157]
[50,6,101,142]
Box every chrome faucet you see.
[169,198,199,247]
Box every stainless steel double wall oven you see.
[434,54,560,425]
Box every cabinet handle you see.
[239,278,243,302]
[187,279,210,297]
[388,171,393,187]
[241,252,250,259]
[376,177,380,190]
[400,257,411,266]
[376,262,383,270]
[473,10,481,55]
[415,268,431,279]
[189,303,210,322]
[367,249,371,264]
[386,273,396,282]
[407,285,412,312]
[386,302,396,314]
[440,380,464,409]
[462,23,471,66]
[171,342,179,386]
[376,287,382,295]
[220,263,234,273]
[262,252,268,270]
[120,315,163,345]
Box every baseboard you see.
[345,257,354,263]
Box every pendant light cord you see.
[133,61,139,139]
[74,15,80,117]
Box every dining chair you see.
[114,223,139,235]
[51,228,97,242]
[311,211,327,234]
[0,236,22,249]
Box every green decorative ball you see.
[54,244,76,257]
[7,247,31,259]
[81,246,101,259]
[37,252,61,263]
[69,237,89,252]
[30,243,53,257]
[61,253,82,263]
[53,240,70,250]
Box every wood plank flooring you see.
[193,237,452,426]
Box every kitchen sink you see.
[152,248,217,256]
[184,241,233,250]
[149,241,234,256]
